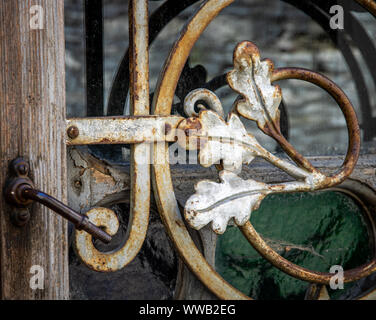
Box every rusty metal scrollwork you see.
[178,40,376,285]
[150,0,376,299]
[180,41,359,233]
[74,0,151,272]
[67,0,376,298]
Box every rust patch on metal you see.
[177,117,204,151]
[164,123,172,136]
[175,219,185,228]
[184,117,202,131]
[91,169,114,185]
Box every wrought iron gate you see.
[2,0,376,300]
[69,0,376,299]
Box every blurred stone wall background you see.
[64,0,376,156]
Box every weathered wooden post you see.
[0,1,68,299]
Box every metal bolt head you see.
[11,208,30,227]
[17,163,28,176]
[74,179,82,189]
[67,126,79,139]
[10,158,29,176]
[17,162,29,176]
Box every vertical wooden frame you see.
[0,0,68,299]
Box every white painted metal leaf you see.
[185,170,268,234]
[180,110,263,173]
[227,41,282,129]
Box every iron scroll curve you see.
[74,0,151,272]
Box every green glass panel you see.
[215,191,372,300]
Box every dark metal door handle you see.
[4,158,111,244]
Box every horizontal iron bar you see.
[66,115,183,145]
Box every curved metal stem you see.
[151,0,251,300]
[241,221,376,284]
[271,68,360,187]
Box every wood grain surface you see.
[0,0,68,299]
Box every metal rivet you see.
[74,180,82,189]
[67,126,79,139]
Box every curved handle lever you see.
[4,158,112,244]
